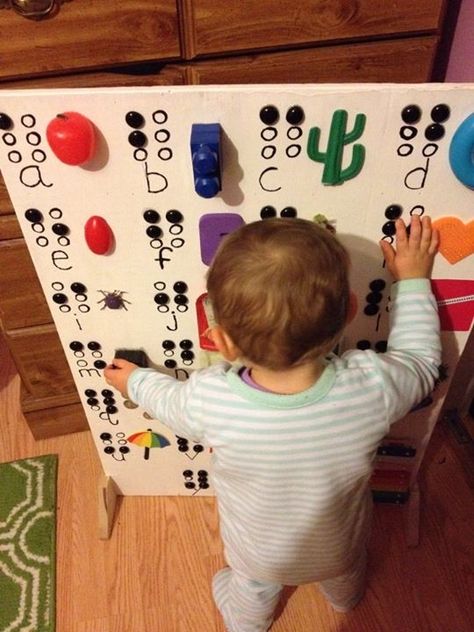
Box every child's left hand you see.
[103,358,139,398]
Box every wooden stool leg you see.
[98,475,120,540]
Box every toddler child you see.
[104,215,440,632]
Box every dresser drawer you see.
[0,66,186,90]
[186,37,439,84]
[0,239,52,328]
[0,0,180,81]
[21,387,87,439]
[0,213,22,240]
[0,177,14,215]
[23,401,87,439]
[184,0,446,58]
[4,323,75,398]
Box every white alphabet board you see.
[0,84,472,496]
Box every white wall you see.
[446,0,474,81]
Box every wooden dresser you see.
[0,0,452,439]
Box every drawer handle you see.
[0,0,61,20]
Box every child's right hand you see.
[379,215,439,281]
[103,358,138,398]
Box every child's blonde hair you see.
[206,218,350,370]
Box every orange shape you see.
[432,216,474,264]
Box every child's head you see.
[206,218,351,370]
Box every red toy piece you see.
[431,279,474,331]
[46,111,96,165]
[85,216,114,255]
[196,293,217,351]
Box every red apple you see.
[46,111,96,165]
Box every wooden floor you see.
[1,334,473,632]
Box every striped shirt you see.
[128,279,441,585]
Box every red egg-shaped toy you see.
[46,111,96,166]
[85,216,113,255]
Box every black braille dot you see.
[385,204,402,220]
[179,339,193,350]
[357,340,371,350]
[101,389,113,397]
[52,293,68,304]
[71,282,87,293]
[194,445,204,453]
[177,437,188,445]
[166,209,183,223]
[364,304,380,316]
[100,432,112,441]
[183,470,193,477]
[425,124,444,141]
[128,130,147,148]
[103,397,116,406]
[280,207,297,218]
[382,221,396,236]
[143,209,160,223]
[366,292,383,304]
[369,279,386,292]
[165,359,177,369]
[154,293,169,305]
[174,294,188,306]
[401,105,421,124]
[0,113,13,130]
[375,340,388,353]
[286,105,304,125]
[173,281,188,294]
[94,360,107,369]
[24,208,43,223]
[199,482,210,490]
[185,482,196,489]
[125,111,145,129]
[146,225,163,239]
[88,341,101,350]
[119,446,130,454]
[162,340,175,350]
[106,405,118,414]
[260,206,277,219]
[181,350,194,361]
[197,470,208,477]
[51,222,69,236]
[260,105,279,125]
[87,397,99,406]
[85,389,97,397]
[69,341,84,351]
[178,445,189,453]
[431,104,450,123]
[104,446,115,454]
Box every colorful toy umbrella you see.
[127,429,171,460]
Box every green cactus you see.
[307,109,367,185]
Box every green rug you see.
[0,455,57,632]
